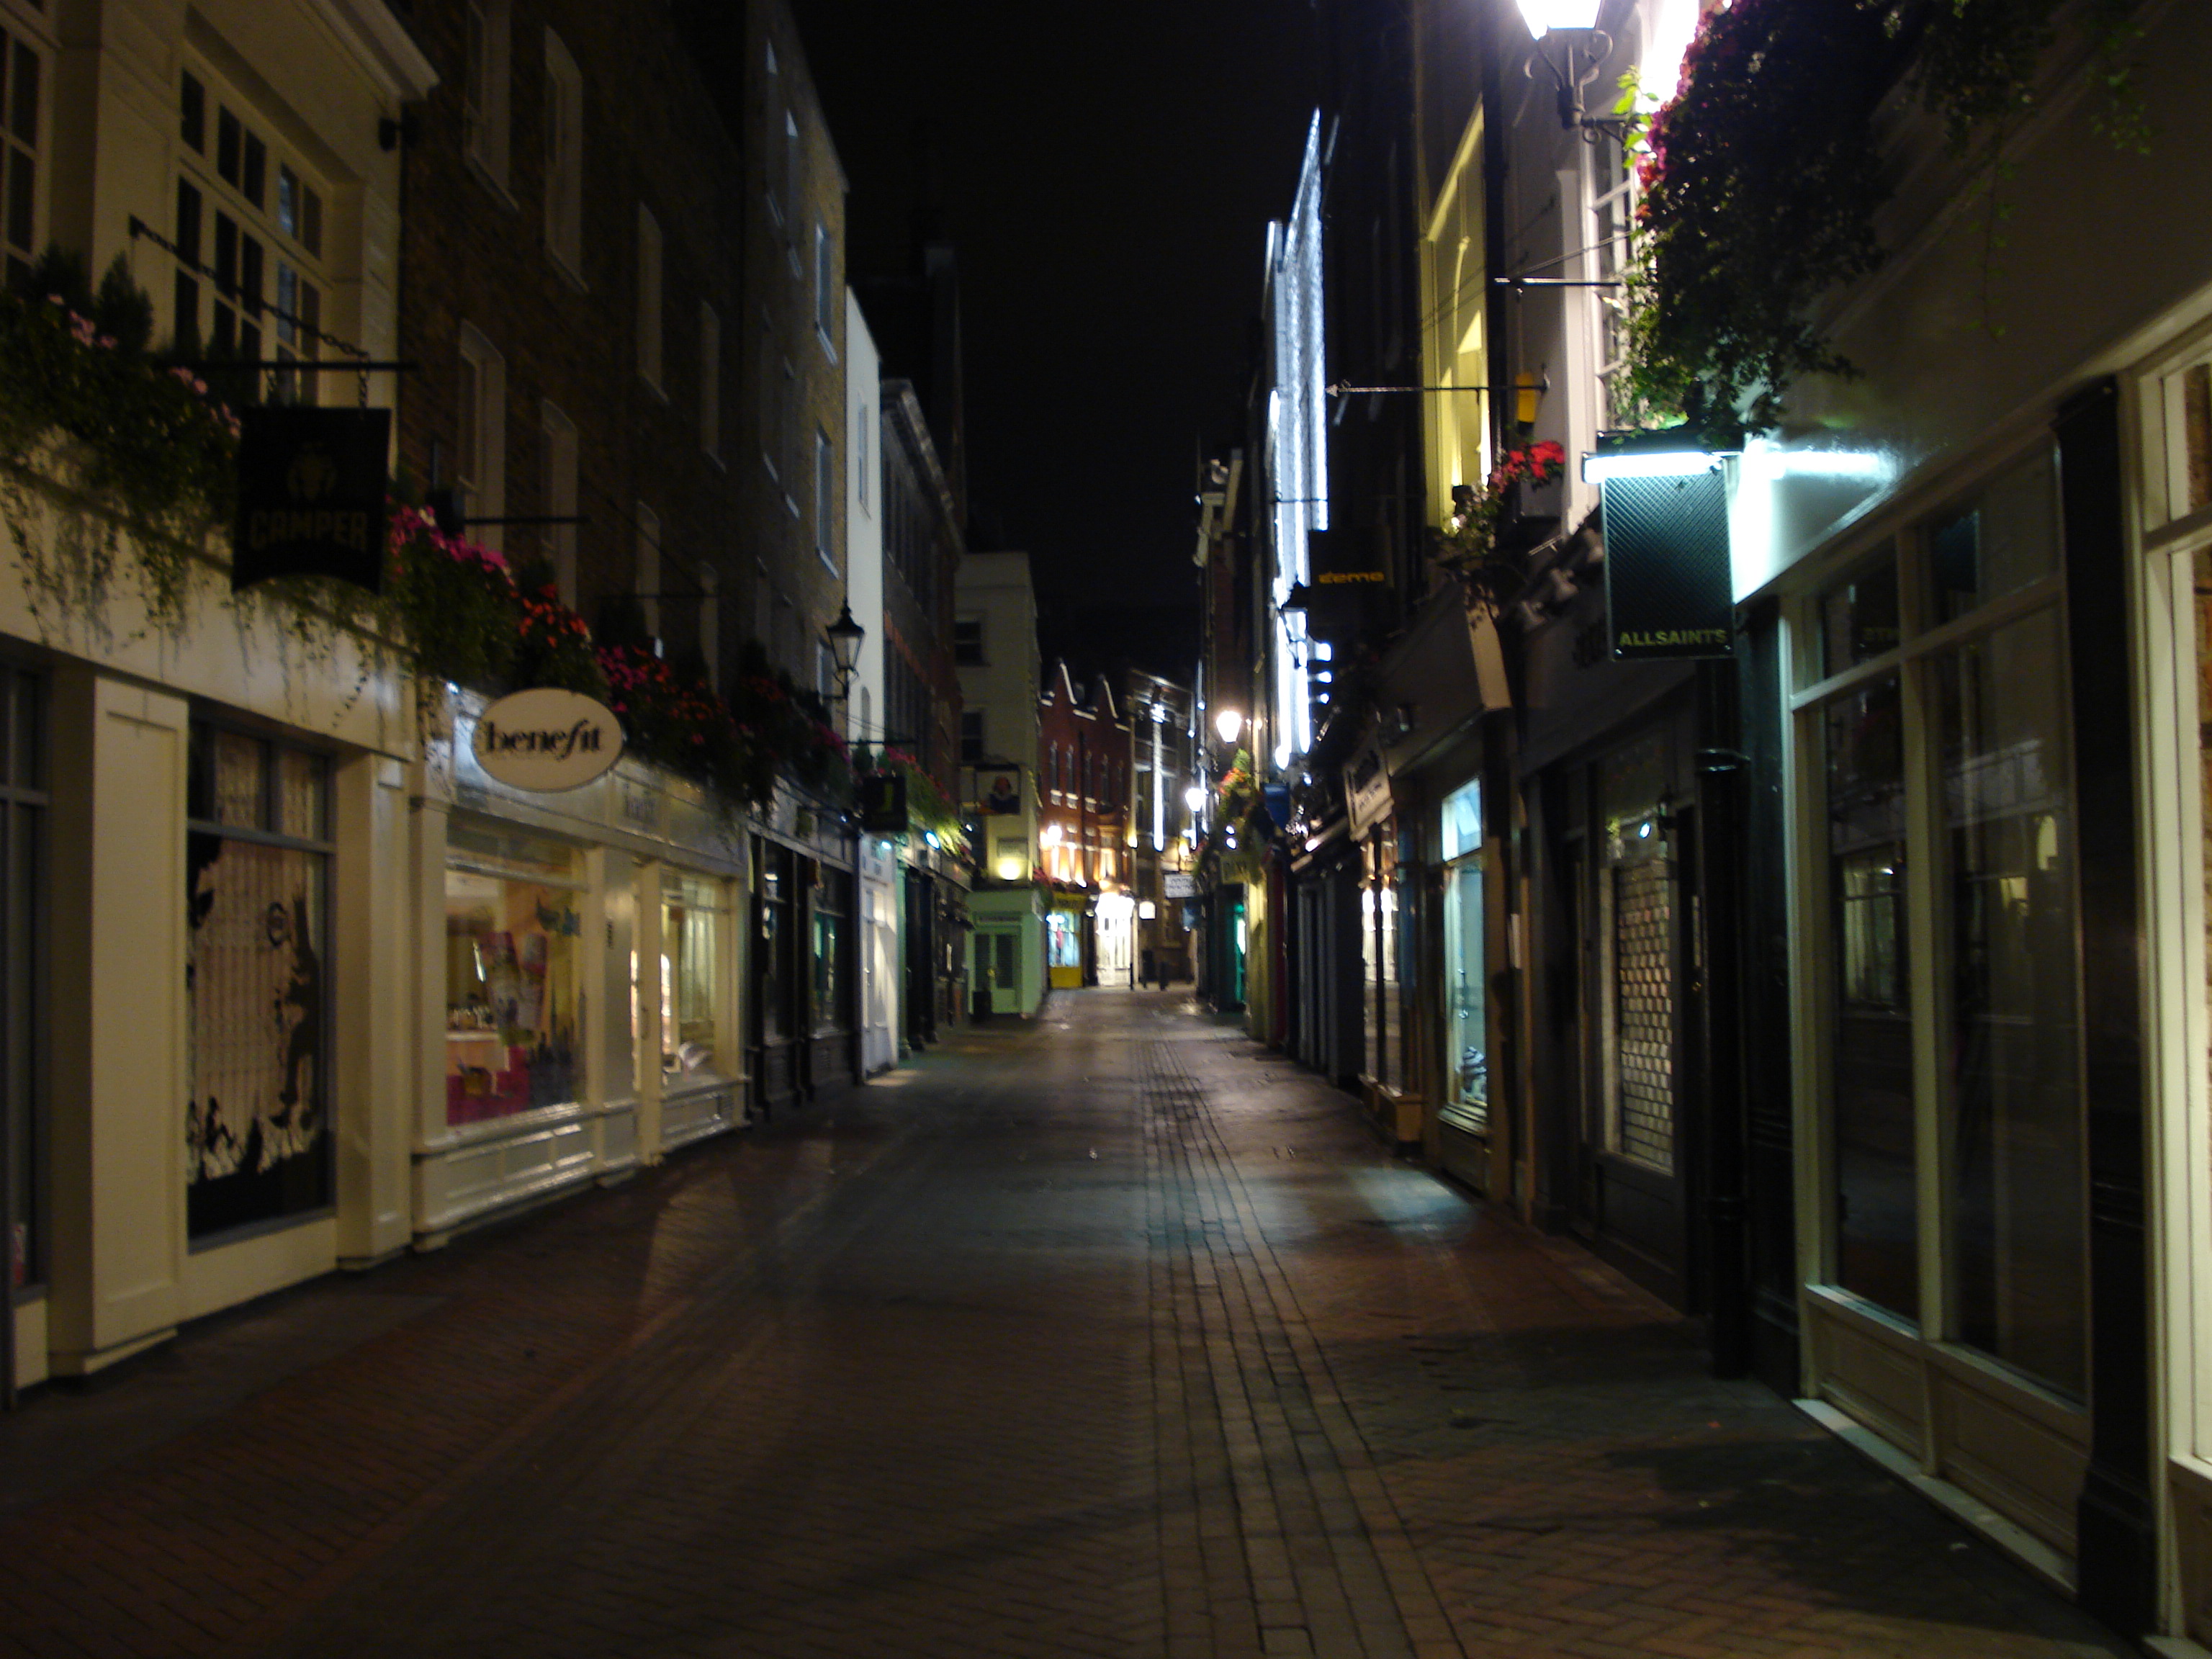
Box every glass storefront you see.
[661,870,728,1083]
[810,866,848,1038]
[185,721,333,1238]
[1807,444,2086,1396]
[1362,832,1402,1090]
[1442,780,1486,1126]
[443,822,583,1126]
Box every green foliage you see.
[1631,0,2147,443]
[0,249,240,626]
[1433,441,1568,612]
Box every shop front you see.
[969,884,1044,1017]
[1046,896,1085,991]
[1094,890,1136,986]
[749,786,855,1115]
[859,834,899,1073]
[1436,776,1493,1192]
[9,572,418,1385]
[418,688,747,1245]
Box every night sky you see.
[787,1,1323,675]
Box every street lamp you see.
[1214,708,1244,747]
[825,602,865,701]
[1517,0,1617,135]
[1183,784,1208,814]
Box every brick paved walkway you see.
[0,991,2132,1658]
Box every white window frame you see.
[175,55,328,402]
[463,0,512,193]
[698,300,721,460]
[456,321,507,552]
[543,29,584,281]
[541,397,578,606]
[637,202,663,392]
[1588,133,1638,432]
[0,13,49,285]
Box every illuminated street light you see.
[1184,784,1208,814]
[1214,709,1244,745]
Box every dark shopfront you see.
[750,804,857,1118]
[1517,569,1789,1388]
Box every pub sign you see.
[1601,465,1733,660]
[233,406,391,594]
[859,771,909,835]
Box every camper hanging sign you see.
[232,406,391,594]
[471,688,626,793]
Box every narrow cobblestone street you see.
[0,991,2134,1658]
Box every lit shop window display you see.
[661,871,727,1082]
[185,722,333,1240]
[444,825,583,1124]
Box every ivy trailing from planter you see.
[0,248,240,630]
[1433,440,1568,616]
[1631,0,2146,445]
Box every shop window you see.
[184,721,333,1240]
[4,667,45,1290]
[443,824,583,1126]
[810,868,849,1036]
[174,60,324,399]
[757,842,792,1046]
[1816,557,1900,678]
[1936,605,2083,1395]
[1821,674,1915,1316]
[1441,779,1485,1124]
[1803,440,2085,1395]
[661,871,728,1085]
[1925,449,2060,625]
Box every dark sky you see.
[786,1,1321,671]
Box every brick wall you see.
[396,0,842,696]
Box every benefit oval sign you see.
[471,688,625,793]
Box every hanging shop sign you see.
[471,688,625,792]
[976,769,1022,814]
[1601,464,1733,660]
[1293,527,1392,641]
[859,770,909,835]
[1164,871,1197,899]
[232,407,391,593]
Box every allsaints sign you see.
[1601,465,1734,660]
[233,407,392,593]
[472,688,625,792]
